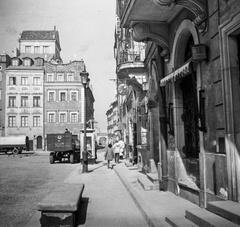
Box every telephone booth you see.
[80,129,95,162]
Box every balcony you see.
[118,0,207,56]
[116,38,146,79]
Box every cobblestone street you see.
[0,151,78,227]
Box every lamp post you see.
[80,71,89,173]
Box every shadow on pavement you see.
[88,163,104,172]
[75,197,89,225]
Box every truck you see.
[46,133,80,164]
[0,136,29,154]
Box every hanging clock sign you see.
[117,83,129,95]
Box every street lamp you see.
[80,71,89,173]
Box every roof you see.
[20,30,59,41]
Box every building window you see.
[43,46,49,54]
[21,77,28,85]
[34,46,40,54]
[11,59,20,66]
[70,113,77,122]
[60,92,66,101]
[33,96,40,107]
[47,74,54,82]
[9,77,16,85]
[58,74,64,82]
[33,116,40,127]
[35,58,43,66]
[8,116,16,127]
[25,46,31,54]
[59,113,67,123]
[21,116,28,127]
[23,59,31,66]
[71,91,77,101]
[21,96,28,107]
[48,91,55,101]
[9,96,16,107]
[33,77,40,85]
[68,74,74,81]
[48,113,55,123]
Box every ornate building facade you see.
[115,0,240,207]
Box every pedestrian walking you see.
[113,140,120,164]
[104,144,114,169]
[119,138,125,160]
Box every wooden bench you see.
[37,183,85,227]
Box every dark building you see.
[114,0,240,207]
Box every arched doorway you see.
[180,36,200,160]
[37,136,42,149]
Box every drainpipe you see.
[158,57,168,191]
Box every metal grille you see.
[180,74,199,158]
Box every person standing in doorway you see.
[113,140,120,164]
[119,138,125,160]
[104,144,114,169]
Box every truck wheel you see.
[13,148,19,155]
[70,154,75,164]
[50,154,55,164]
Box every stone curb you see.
[114,163,159,227]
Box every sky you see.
[0,0,117,132]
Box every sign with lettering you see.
[191,44,207,62]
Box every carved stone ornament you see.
[153,0,207,31]
[132,23,170,57]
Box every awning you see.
[160,60,192,87]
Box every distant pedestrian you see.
[104,144,114,169]
[119,138,125,160]
[113,140,120,164]
[65,128,70,133]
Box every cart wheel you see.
[70,154,75,164]
[13,148,19,155]
[50,154,55,164]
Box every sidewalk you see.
[26,154,202,227]
[114,161,201,227]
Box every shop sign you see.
[191,44,207,62]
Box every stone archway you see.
[169,19,204,205]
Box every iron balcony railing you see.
[116,38,146,66]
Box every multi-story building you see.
[5,56,45,150]
[106,99,119,144]
[0,54,11,136]
[18,27,62,62]
[115,0,240,208]
[2,28,95,151]
[44,60,94,139]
